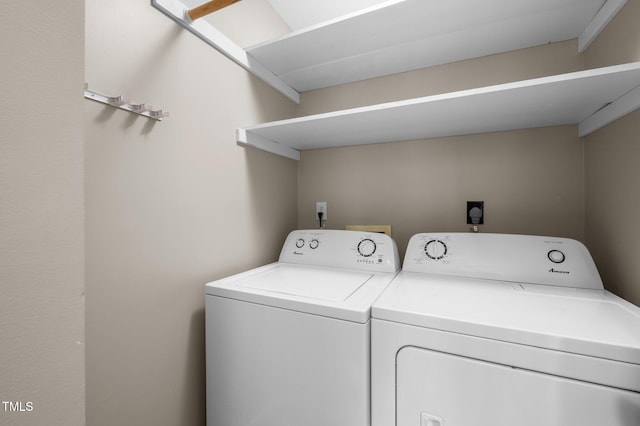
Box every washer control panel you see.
[404,233,602,290]
[280,229,400,273]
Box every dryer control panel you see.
[403,233,603,289]
[280,229,400,273]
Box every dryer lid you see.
[373,272,640,365]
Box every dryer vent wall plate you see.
[346,225,392,236]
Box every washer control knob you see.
[425,239,447,260]
[309,239,319,249]
[357,238,377,257]
[548,249,565,263]
[295,238,305,248]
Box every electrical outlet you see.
[467,201,484,225]
[316,202,327,221]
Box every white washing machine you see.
[205,229,400,426]
[372,233,640,426]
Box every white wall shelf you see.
[237,62,640,160]
[247,0,627,92]
[151,0,635,160]
[153,0,627,96]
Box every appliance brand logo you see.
[549,268,570,275]
[293,251,304,255]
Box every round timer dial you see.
[357,238,377,257]
[548,249,565,263]
[425,239,447,260]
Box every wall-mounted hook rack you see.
[84,85,169,121]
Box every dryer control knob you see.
[357,238,377,257]
[548,249,565,263]
[295,238,305,248]
[309,239,319,249]
[425,239,447,260]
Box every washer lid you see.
[206,263,397,323]
[236,264,371,302]
[373,272,640,365]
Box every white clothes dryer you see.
[372,233,640,426]
[205,229,399,426]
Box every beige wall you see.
[85,1,297,425]
[298,40,582,115]
[297,42,585,256]
[584,0,640,306]
[583,0,640,69]
[298,126,585,257]
[0,1,85,425]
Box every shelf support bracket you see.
[236,128,300,160]
[186,0,242,22]
[578,0,627,52]
[579,83,640,136]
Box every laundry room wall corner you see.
[85,1,297,425]
[584,0,640,306]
